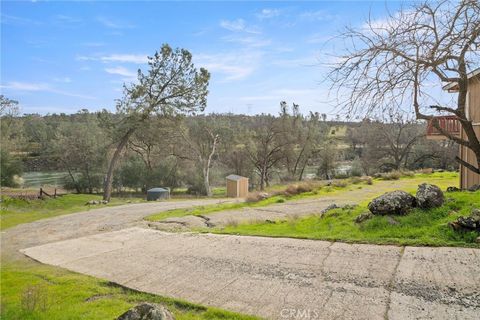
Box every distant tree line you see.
[0,43,458,196]
[1,99,457,194]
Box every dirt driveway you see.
[22,227,480,320]
[150,179,429,230]
[1,198,236,260]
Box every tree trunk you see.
[103,129,134,201]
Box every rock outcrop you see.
[416,183,444,209]
[368,191,416,215]
[116,303,174,320]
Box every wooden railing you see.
[426,116,461,139]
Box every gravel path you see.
[22,227,480,320]
[149,179,422,231]
[1,198,237,260]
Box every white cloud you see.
[222,35,271,48]
[81,42,106,47]
[105,66,137,82]
[97,16,134,29]
[299,10,337,22]
[0,81,95,99]
[0,81,49,91]
[195,51,263,81]
[53,77,72,83]
[270,56,319,68]
[77,54,147,64]
[1,14,41,26]
[220,19,260,34]
[256,9,281,19]
[54,14,82,24]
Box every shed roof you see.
[442,68,480,92]
[147,187,169,192]
[226,174,248,181]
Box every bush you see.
[245,192,269,203]
[0,149,23,187]
[417,168,433,174]
[378,171,401,180]
[332,180,348,188]
[350,176,362,184]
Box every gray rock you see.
[467,184,480,192]
[416,183,444,209]
[116,303,174,320]
[321,203,339,214]
[355,212,373,223]
[446,186,460,193]
[387,216,399,225]
[449,209,480,232]
[368,191,416,215]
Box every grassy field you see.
[0,194,142,230]
[0,260,258,320]
[145,180,368,222]
[146,172,458,223]
[215,190,480,247]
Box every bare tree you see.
[328,0,480,174]
[174,118,220,196]
[247,117,285,190]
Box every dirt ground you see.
[149,179,429,231]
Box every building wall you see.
[226,179,239,197]
[460,76,480,189]
[226,178,249,197]
[238,178,249,197]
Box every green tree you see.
[102,44,210,201]
[0,149,22,187]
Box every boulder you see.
[368,191,416,215]
[416,183,444,209]
[116,303,174,320]
[467,184,480,192]
[354,212,373,223]
[321,203,339,214]
[448,208,480,232]
[446,186,460,193]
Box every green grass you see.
[0,260,259,320]
[0,194,142,230]
[146,172,459,223]
[145,182,361,222]
[215,190,480,247]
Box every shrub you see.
[363,176,373,185]
[21,284,49,313]
[350,176,362,184]
[332,180,348,188]
[378,171,401,180]
[417,168,433,174]
[245,192,268,203]
[283,182,314,196]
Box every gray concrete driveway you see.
[22,227,480,320]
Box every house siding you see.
[460,75,480,189]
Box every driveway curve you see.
[1,198,236,260]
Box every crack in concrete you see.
[384,246,405,320]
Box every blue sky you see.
[1,0,407,116]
